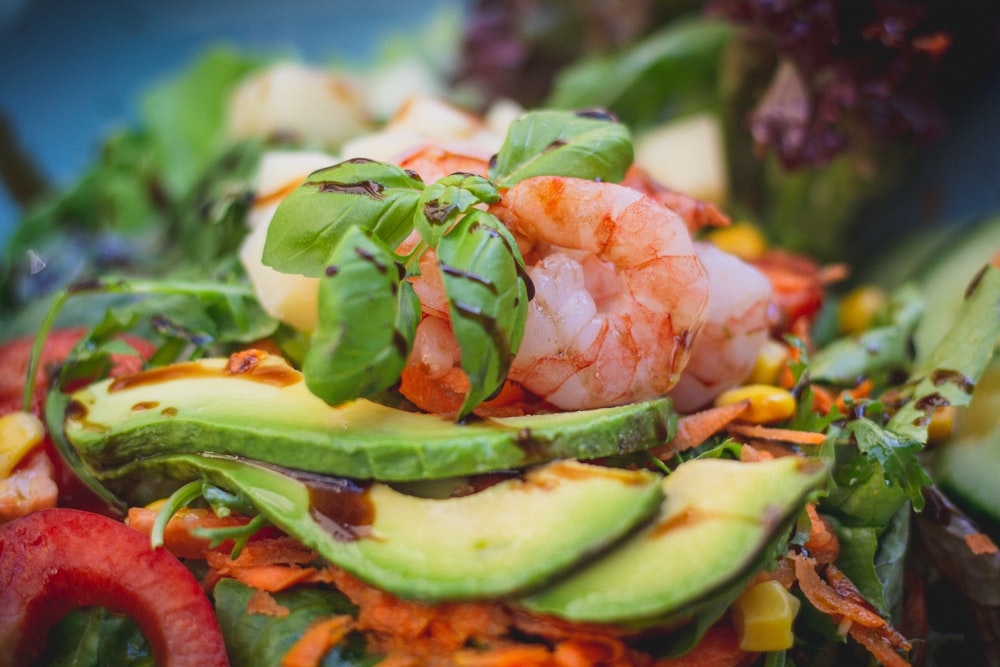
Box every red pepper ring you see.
[0,508,229,667]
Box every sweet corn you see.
[837,284,887,335]
[926,405,955,444]
[705,221,768,261]
[732,579,801,652]
[746,339,790,386]
[0,411,45,478]
[715,384,796,424]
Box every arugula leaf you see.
[436,210,530,418]
[303,226,419,406]
[846,417,931,511]
[263,159,425,277]
[490,109,633,187]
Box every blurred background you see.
[0,0,467,243]
[2,0,999,270]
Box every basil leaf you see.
[303,226,419,406]
[413,183,484,247]
[490,110,633,188]
[436,172,501,203]
[263,158,424,277]
[435,210,529,418]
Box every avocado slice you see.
[64,354,674,481]
[98,454,664,601]
[518,456,828,626]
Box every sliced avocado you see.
[64,354,674,481]
[931,361,1000,524]
[517,456,828,626]
[864,212,1000,360]
[98,454,664,601]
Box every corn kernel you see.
[0,411,45,478]
[715,384,796,424]
[746,339,790,386]
[732,579,801,652]
[837,284,887,335]
[705,222,768,261]
[926,405,955,444]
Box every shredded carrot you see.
[280,615,354,667]
[247,588,290,617]
[809,384,835,414]
[726,423,827,446]
[651,625,748,667]
[453,644,555,667]
[127,506,259,559]
[965,532,999,555]
[650,401,750,460]
[790,553,912,665]
[835,378,873,414]
[803,504,840,564]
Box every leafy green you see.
[263,160,424,277]
[489,109,633,187]
[213,578,375,667]
[545,18,733,130]
[810,284,923,388]
[303,226,420,405]
[888,264,1000,443]
[437,210,530,416]
[30,608,153,667]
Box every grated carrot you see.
[726,423,826,446]
[650,401,749,460]
[280,615,353,667]
[247,588,289,617]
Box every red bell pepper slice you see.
[0,508,229,666]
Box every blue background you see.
[0,0,467,245]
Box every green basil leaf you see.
[436,172,501,203]
[490,109,633,188]
[413,183,483,247]
[435,210,529,418]
[303,226,419,406]
[263,158,424,277]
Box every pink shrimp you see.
[487,175,710,411]
[621,165,730,234]
[668,242,777,412]
[394,144,490,183]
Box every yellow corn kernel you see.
[837,284,887,335]
[715,384,796,424]
[746,339,790,386]
[144,498,169,511]
[732,579,801,652]
[926,405,955,444]
[0,411,45,477]
[705,222,768,261]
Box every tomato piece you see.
[0,327,155,418]
[0,508,229,667]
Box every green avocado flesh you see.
[64,355,674,481]
[517,456,828,625]
[98,454,663,601]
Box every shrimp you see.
[488,175,710,411]
[394,144,490,183]
[621,165,730,234]
[668,242,776,412]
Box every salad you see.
[2,4,1000,667]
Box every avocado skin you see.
[64,355,675,481]
[517,456,829,627]
[96,454,665,602]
